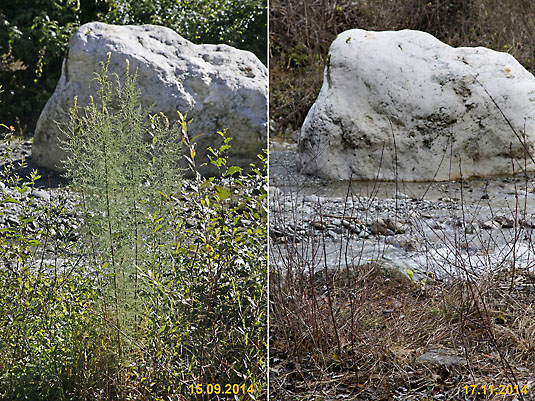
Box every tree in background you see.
[108,0,267,62]
[0,0,266,136]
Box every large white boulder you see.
[299,29,535,181]
[32,22,267,173]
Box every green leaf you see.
[224,165,242,176]
[215,186,231,201]
[1,196,20,205]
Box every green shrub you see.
[0,51,266,399]
[139,137,268,395]
[59,53,266,399]
[60,53,184,344]
[0,137,116,400]
[0,265,112,401]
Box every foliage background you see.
[0,0,267,137]
[270,0,535,136]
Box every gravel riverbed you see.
[270,140,535,282]
[1,139,83,269]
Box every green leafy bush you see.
[0,52,266,399]
[0,265,111,401]
[0,131,116,400]
[61,57,266,397]
[0,0,266,136]
[140,135,267,393]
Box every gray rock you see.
[481,219,500,229]
[386,237,418,252]
[32,22,267,174]
[269,186,283,199]
[416,348,467,369]
[303,195,324,203]
[369,219,390,235]
[385,218,407,234]
[464,223,477,234]
[299,29,535,181]
[341,219,361,233]
[311,220,326,230]
[32,189,51,202]
[494,215,515,228]
[369,217,406,236]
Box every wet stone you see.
[494,215,515,228]
[32,189,51,202]
[311,221,327,230]
[369,219,390,235]
[481,220,500,229]
[464,223,477,234]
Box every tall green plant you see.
[62,53,184,258]
[60,52,184,361]
[0,90,115,399]
[136,140,268,397]
[57,53,267,399]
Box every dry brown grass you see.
[270,261,535,400]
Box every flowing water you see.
[270,141,535,280]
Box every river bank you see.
[270,140,535,282]
[269,139,535,401]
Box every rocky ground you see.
[0,139,70,187]
[270,140,535,282]
[269,138,535,401]
[1,139,82,268]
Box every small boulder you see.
[369,217,406,235]
[299,29,535,181]
[32,22,267,174]
[494,215,515,228]
[416,348,467,370]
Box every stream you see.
[270,141,535,281]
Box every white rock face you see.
[32,22,267,173]
[299,29,535,181]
